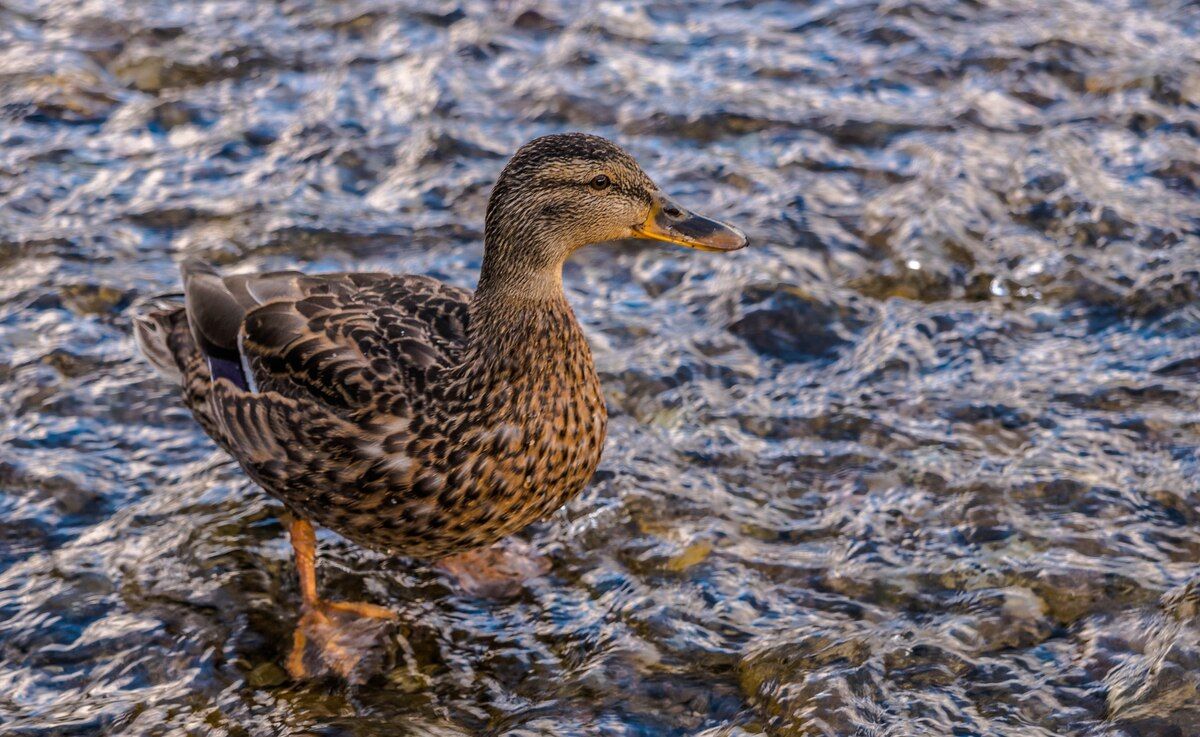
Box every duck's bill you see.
[632,194,748,252]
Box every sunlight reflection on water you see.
[2,0,1200,734]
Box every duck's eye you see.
[590,174,611,191]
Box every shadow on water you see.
[2,0,1200,734]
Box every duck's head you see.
[479,133,747,296]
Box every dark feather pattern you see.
[144,263,605,557]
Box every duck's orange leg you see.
[285,517,395,683]
[291,516,319,606]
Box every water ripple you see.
[2,0,1200,734]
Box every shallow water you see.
[2,0,1200,734]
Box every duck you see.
[134,133,747,681]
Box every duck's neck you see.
[467,273,580,377]
[474,250,566,306]
[464,233,590,389]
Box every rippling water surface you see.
[3,0,1200,734]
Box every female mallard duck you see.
[135,133,746,680]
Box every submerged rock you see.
[727,282,868,363]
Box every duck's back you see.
[179,262,469,407]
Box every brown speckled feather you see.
[140,262,605,558]
[237,272,470,411]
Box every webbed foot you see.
[286,598,396,684]
[436,538,551,598]
[284,517,396,684]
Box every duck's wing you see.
[181,258,471,414]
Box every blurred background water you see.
[2,0,1200,734]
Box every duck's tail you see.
[132,294,187,384]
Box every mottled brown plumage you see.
[152,267,605,557]
[134,133,746,679]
